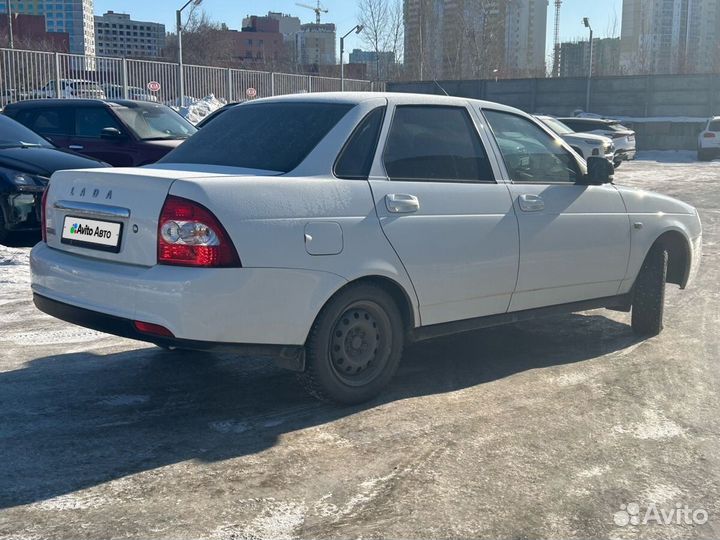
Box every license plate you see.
[61,216,123,253]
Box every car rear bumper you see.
[30,242,347,346]
[33,293,304,365]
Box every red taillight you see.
[133,320,175,337]
[40,186,49,242]
[157,195,241,267]
[703,132,716,138]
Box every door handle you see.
[385,193,420,213]
[68,145,84,150]
[518,194,544,212]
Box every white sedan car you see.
[698,116,720,161]
[31,93,702,404]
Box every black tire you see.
[698,149,712,162]
[613,160,622,169]
[631,246,668,336]
[298,284,404,404]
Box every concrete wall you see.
[388,74,720,150]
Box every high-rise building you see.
[0,0,95,56]
[559,37,620,78]
[296,23,336,68]
[620,0,720,74]
[94,11,165,58]
[349,48,397,80]
[246,12,301,41]
[504,0,548,78]
[403,0,547,80]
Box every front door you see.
[369,103,520,326]
[72,106,135,167]
[482,109,631,312]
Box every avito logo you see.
[70,223,94,236]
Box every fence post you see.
[271,73,275,96]
[307,75,311,93]
[54,53,61,98]
[227,68,232,102]
[122,58,129,100]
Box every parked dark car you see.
[3,99,196,167]
[0,114,107,243]
[195,102,240,128]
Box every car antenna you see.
[433,79,450,96]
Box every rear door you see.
[482,108,631,311]
[368,100,519,326]
[13,106,74,149]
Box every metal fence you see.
[0,47,381,110]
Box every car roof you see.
[3,98,161,109]
[248,91,526,114]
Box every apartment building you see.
[403,0,547,80]
[0,0,95,55]
[94,11,165,58]
[559,37,621,78]
[296,23,336,68]
[620,0,720,74]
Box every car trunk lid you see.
[44,167,274,267]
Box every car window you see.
[382,105,494,183]
[75,107,122,138]
[709,120,720,132]
[159,102,353,173]
[0,115,54,148]
[28,108,74,136]
[334,107,385,180]
[484,110,582,183]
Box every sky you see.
[94,0,624,61]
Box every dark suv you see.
[3,99,196,167]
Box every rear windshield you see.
[709,120,720,132]
[159,102,354,173]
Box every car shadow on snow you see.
[0,311,641,509]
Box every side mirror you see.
[100,127,125,140]
[583,156,614,184]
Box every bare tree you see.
[356,0,403,81]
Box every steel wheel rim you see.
[328,300,391,387]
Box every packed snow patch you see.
[0,245,30,289]
[174,94,226,125]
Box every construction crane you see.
[296,1,328,24]
[552,0,562,77]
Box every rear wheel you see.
[298,284,404,404]
[631,246,668,337]
[698,149,712,161]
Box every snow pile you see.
[174,94,226,125]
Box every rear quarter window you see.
[159,102,353,173]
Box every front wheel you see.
[298,284,404,404]
[631,246,668,336]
